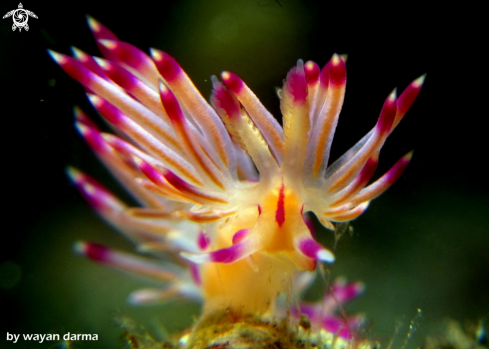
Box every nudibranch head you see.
[49,15,424,340]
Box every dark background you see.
[1,1,487,348]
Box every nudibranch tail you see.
[51,15,425,341]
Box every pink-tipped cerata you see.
[71,46,109,81]
[151,49,183,82]
[394,74,426,129]
[97,39,160,87]
[221,70,285,165]
[86,15,117,42]
[75,241,110,262]
[376,89,397,135]
[304,60,320,86]
[221,71,244,94]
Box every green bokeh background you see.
[1,1,487,348]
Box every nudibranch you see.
[49,16,424,348]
